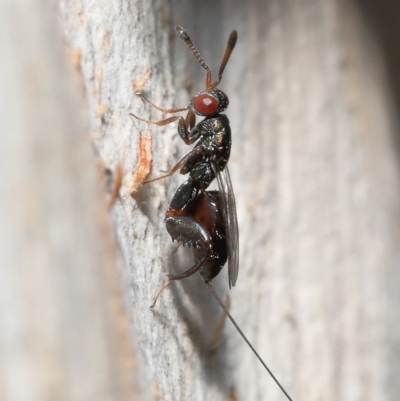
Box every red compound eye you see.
[193,93,219,116]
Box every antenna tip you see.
[175,26,189,41]
[228,30,238,48]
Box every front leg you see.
[138,93,201,145]
[131,94,200,145]
[134,109,201,145]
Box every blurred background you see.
[1,0,400,400]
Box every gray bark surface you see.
[0,1,142,400]
[2,0,400,400]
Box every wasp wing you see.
[213,165,239,288]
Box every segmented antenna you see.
[215,29,237,85]
[175,26,237,90]
[175,26,211,73]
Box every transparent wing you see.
[213,165,239,288]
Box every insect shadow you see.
[131,25,294,401]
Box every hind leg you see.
[151,215,212,308]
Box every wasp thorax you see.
[190,88,229,117]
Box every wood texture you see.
[2,0,400,400]
[0,1,142,400]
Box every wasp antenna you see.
[204,281,294,401]
[208,30,238,90]
[218,30,237,81]
[175,26,212,86]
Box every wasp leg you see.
[150,247,211,308]
[144,147,203,184]
[165,215,212,278]
[150,215,212,308]
[130,109,199,145]
[178,110,198,144]
[129,113,180,127]
[138,93,188,114]
[150,280,172,308]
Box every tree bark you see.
[2,0,400,400]
[0,1,142,400]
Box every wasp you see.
[131,26,293,401]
